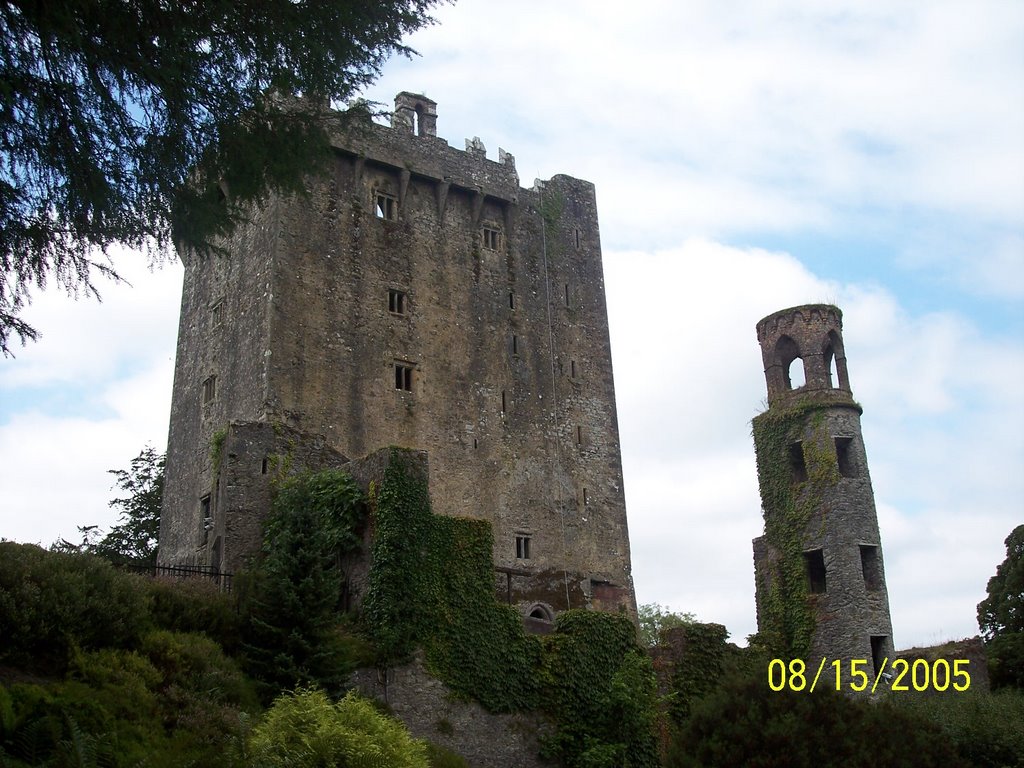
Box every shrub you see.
[894,688,1024,768]
[145,576,242,653]
[0,543,151,669]
[666,672,967,768]
[244,688,429,768]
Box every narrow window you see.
[501,390,507,414]
[261,457,269,475]
[870,636,887,678]
[512,335,518,355]
[835,437,856,478]
[515,535,531,560]
[860,545,881,591]
[574,228,581,249]
[473,438,478,450]
[210,299,223,328]
[788,356,806,388]
[200,494,212,544]
[564,283,570,307]
[804,549,826,594]
[388,289,406,315]
[582,487,588,506]
[482,227,501,250]
[509,291,515,310]
[394,362,414,391]
[788,442,807,483]
[576,425,583,445]
[375,192,398,220]
[570,360,577,379]
[202,375,217,405]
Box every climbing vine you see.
[752,402,842,660]
[361,448,659,765]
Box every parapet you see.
[756,304,853,407]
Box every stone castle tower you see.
[158,92,636,619]
[751,304,894,674]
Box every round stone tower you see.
[751,304,895,681]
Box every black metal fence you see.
[126,563,234,592]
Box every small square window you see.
[394,362,414,392]
[202,375,217,405]
[375,192,398,220]
[515,535,531,560]
[482,227,501,250]
[388,289,406,315]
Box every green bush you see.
[244,688,429,768]
[0,543,151,669]
[146,575,242,652]
[666,672,967,768]
[424,741,470,767]
[894,688,1024,768]
[987,632,1024,690]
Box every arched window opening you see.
[774,335,803,390]
[413,105,421,136]
[824,344,838,388]
[826,330,848,390]
[788,356,806,388]
[527,603,553,622]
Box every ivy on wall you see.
[361,448,658,766]
[752,402,841,660]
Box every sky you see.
[1,0,1022,650]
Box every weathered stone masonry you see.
[158,92,636,619]
[752,304,895,676]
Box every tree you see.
[0,0,443,354]
[637,602,696,647]
[979,524,1024,640]
[53,445,165,565]
[978,524,1024,689]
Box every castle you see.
[157,92,636,620]
[751,305,895,673]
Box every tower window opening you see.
[804,549,826,594]
[528,604,552,621]
[570,359,577,379]
[512,335,518,355]
[501,390,507,414]
[483,226,501,250]
[574,228,581,249]
[210,299,223,328]
[200,494,212,545]
[576,425,583,445]
[835,437,857,478]
[860,545,881,591]
[582,487,588,505]
[261,457,269,475]
[564,283,570,307]
[788,442,807,483]
[824,345,838,388]
[788,356,806,388]
[870,636,887,677]
[388,289,407,315]
[394,362,414,391]
[509,291,515,310]
[202,375,217,405]
[375,192,398,220]
[515,535,531,560]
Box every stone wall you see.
[349,654,552,768]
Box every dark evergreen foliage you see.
[666,673,967,768]
[978,524,1024,690]
[0,0,444,354]
[240,469,367,696]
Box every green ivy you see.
[210,427,228,474]
[752,403,840,660]
[362,449,658,765]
